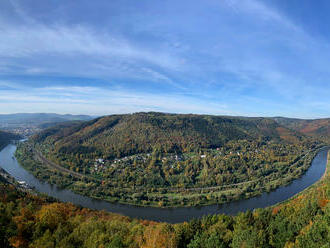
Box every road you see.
[33,148,86,179]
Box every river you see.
[0,144,327,223]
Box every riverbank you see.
[15,140,323,208]
[0,167,35,193]
[270,148,329,211]
[322,150,329,180]
[1,148,329,247]
[0,143,327,223]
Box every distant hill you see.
[273,117,330,142]
[0,113,93,127]
[33,112,305,159]
[0,113,94,137]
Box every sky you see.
[1,0,330,118]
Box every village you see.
[88,144,267,175]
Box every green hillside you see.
[33,112,305,159]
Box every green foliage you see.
[1,153,330,248]
[1,113,330,247]
[15,112,324,207]
[17,139,321,207]
[33,112,306,160]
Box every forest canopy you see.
[16,113,323,207]
[1,152,330,247]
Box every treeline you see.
[1,154,330,248]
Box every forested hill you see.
[273,117,330,142]
[0,130,20,149]
[1,151,330,247]
[0,113,92,125]
[32,112,305,159]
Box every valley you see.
[1,113,330,247]
[0,141,329,247]
[15,112,324,207]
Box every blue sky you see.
[1,0,330,118]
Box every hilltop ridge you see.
[273,117,330,142]
[33,112,306,159]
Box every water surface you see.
[0,144,327,223]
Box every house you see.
[97,158,104,163]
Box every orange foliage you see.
[141,224,177,248]
[318,198,329,208]
[36,202,76,230]
[299,220,313,235]
[8,207,35,248]
[140,219,158,226]
[272,206,281,215]
[276,127,299,143]
[9,236,28,248]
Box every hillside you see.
[33,112,305,159]
[14,112,323,207]
[273,117,330,142]
[0,130,20,149]
[0,113,92,125]
[0,113,93,137]
[1,153,330,247]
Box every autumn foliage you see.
[1,154,330,248]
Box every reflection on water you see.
[0,144,327,223]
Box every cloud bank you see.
[1,0,330,118]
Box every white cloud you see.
[0,23,182,70]
[1,0,330,118]
[223,0,299,31]
[204,0,330,103]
